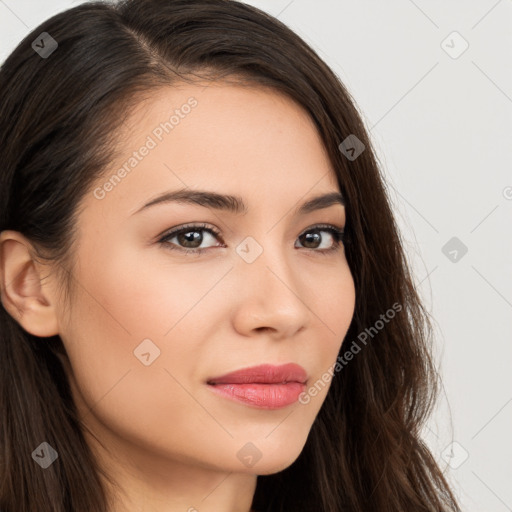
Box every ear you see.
[0,230,60,337]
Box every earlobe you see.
[0,230,60,337]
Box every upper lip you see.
[207,363,308,385]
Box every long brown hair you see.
[0,0,460,510]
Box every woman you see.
[0,0,460,510]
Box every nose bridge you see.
[230,229,310,336]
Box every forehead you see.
[84,81,340,220]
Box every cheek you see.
[70,231,225,342]
[329,270,356,365]
[306,262,355,342]
[326,270,355,333]
[58,242,206,411]
[299,266,355,403]
[59,268,219,462]
[61,256,221,389]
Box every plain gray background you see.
[1,1,511,510]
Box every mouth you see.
[206,363,308,409]
[206,362,308,385]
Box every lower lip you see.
[207,382,306,409]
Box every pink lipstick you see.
[206,363,307,409]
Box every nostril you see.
[255,326,273,333]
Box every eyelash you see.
[157,222,346,256]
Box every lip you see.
[206,363,308,410]
[207,363,308,385]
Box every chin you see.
[247,444,305,476]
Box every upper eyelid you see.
[159,223,221,240]
[158,222,344,246]
[160,222,344,237]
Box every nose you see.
[229,241,311,340]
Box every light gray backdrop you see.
[1,1,510,510]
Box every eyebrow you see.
[132,188,345,216]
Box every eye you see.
[157,223,346,255]
[295,224,346,254]
[158,223,224,255]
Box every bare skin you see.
[0,82,356,511]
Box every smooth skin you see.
[0,82,356,512]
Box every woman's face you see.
[56,82,355,482]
